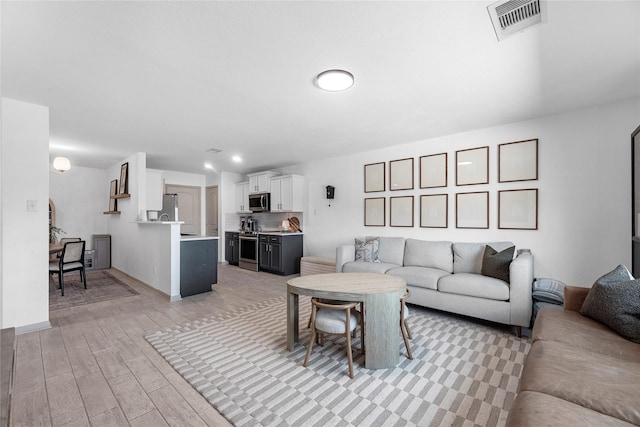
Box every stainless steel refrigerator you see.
[160,193,179,221]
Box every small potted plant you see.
[49,224,66,244]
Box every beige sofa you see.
[506,286,640,426]
[336,237,534,335]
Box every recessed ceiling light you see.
[204,163,214,170]
[232,155,242,163]
[316,69,354,92]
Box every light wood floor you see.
[10,265,292,427]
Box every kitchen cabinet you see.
[270,174,305,212]
[180,238,217,297]
[258,234,303,275]
[93,234,111,270]
[234,182,251,213]
[247,171,278,194]
[225,232,239,265]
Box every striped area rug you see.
[145,297,530,427]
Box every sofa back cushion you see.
[453,242,514,274]
[366,236,406,266]
[403,239,453,272]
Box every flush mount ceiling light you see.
[316,69,354,92]
[53,156,71,173]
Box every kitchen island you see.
[180,235,218,297]
[136,221,219,301]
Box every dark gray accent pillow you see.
[580,265,640,343]
[481,245,515,283]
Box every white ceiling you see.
[2,1,639,175]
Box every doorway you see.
[165,184,201,235]
[206,186,219,237]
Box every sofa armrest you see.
[508,252,534,327]
[336,244,355,273]
[564,285,590,312]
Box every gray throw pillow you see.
[481,245,515,283]
[580,265,640,343]
[354,238,380,263]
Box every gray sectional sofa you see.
[336,237,534,335]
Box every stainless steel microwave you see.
[248,192,270,212]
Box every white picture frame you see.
[364,162,385,193]
[456,146,489,186]
[499,189,538,229]
[364,197,386,226]
[390,196,414,227]
[420,153,448,188]
[499,139,538,182]
[456,191,489,229]
[420,194,448,228]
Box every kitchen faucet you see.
[159,213,170,221]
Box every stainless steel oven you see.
[239,232,258,271]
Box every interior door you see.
[206,185,218,237]
[165,184,201,235]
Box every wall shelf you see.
[103,211,121,215]
[111,193,131,199]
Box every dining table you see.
[49,243,64,255]
[286,272,406,369]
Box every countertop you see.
[225,230,304,236]
[180,235,219,241]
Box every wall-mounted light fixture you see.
[53,156,71,173]
[326,185,335,199]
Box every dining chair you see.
[57,237,81,258]
[49,240,86,296]
[400,288,413,360]
[303,299,363,379]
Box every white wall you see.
[163,170,207,236]
[49,165,108,249]
[1,98,50,330]
[283,98,640,285]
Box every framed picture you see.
[364,162,385,193]
[420,194,448,228]
[499,138,538,182]
[456,146,489,186]
[420,153,447,188]
[456,191,489,229]
[364,197,386,226]
[390,196,414,227]
[389,158,414,191]
[119,162,129,194]
[499,189,538,229]
[109,179,118,212]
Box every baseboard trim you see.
[14,321,51,335]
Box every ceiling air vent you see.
[488,0,546,41]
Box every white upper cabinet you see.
[234,182,251,213]
[270,174,305,212]
[247,171,278,194]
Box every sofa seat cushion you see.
[506,391,636,427]
[437,273,509,301]
[386,266,449,290]
[342,261,399,275]
[533,307,640,363]
[518,340,640,425]
[403,239,453,273]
